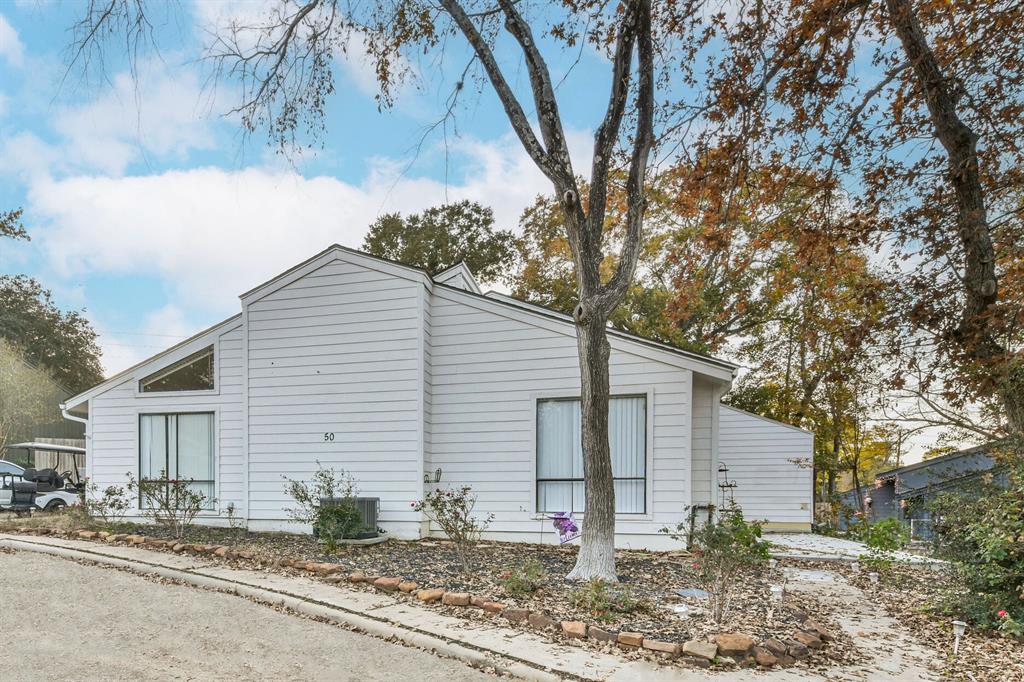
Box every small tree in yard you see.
[663,504,770,624]
[128,473,211,539]
[414,486,493,575]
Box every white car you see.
[0,460,82,512]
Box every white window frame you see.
[134,337,220,399]
[134,407,220,514]
[530,387,655,520]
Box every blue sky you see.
[0,1,611,374]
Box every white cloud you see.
[0,14,24,67]
[49,61,221,176]
[26,131,591,321]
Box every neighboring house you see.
[61,245,813,549]
[838,442,1008,536]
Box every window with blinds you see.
[536,395,646,514]
[139,412,215,508]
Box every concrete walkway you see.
[769,533,941,565]
[0,534,940,681]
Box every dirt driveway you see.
[0,549,495,682]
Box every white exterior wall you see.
[690,377,714,506]
[243,255,425,536]
[85,323,245,520]
[718,405,813,529]
[428,287,695,549]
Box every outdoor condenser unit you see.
[353,497,379,531]
[320,496,380,533]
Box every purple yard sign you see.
[547,512,581,544]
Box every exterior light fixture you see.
[851,561,860,574]
[770,585,784,602]
[952,620,967,655]
[868,571,879,584]
[768,559,778,571]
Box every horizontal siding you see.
[428,288,692,542]
[719,406,813,524]
[245,256,423,524]
[87,324,245,516]
[691,377,713,504]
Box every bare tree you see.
[64,0,699,580]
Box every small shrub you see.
[851,517,910,569]
[225,502,245,531]
[413,486,493,574]
[82,479,130,526]
[283,462,365,548]
[568,579,650,622]
[999,610,1024,639]
[662,502,770,624]
[127,472,211,539]
[283,461,358,525]
[316,502,367,546]
[500,557,548,597]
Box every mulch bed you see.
[4,516,860,667]
[132,524,826,640]
[4,517,855,671]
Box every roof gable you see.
[240,245,431,304]
[62,314,242,409]
[433,262,482,294]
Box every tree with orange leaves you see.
[700,0,1024,438]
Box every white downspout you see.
[59,402,90,486]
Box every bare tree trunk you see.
[886,0,1023,436]
[567,317,616,581]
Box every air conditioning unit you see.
[320,496,380,537]
[353,497,379,532]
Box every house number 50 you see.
[323,432,335,441]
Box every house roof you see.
[719,404,814,435]
[64,244,739,410]
[482,291,739,373]
[874,441,1001,480]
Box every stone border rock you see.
[9,526,837,672]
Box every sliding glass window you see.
[139,412,215,508]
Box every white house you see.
[61,245,813,549]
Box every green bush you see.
[568,579,650,622]
[929,445,1024,633]
[316,502,366,542]
[500,557,548,597]
[853,517,910,552]
[849,517,910,569]
[661,502,770,623]
[283,462,366,549]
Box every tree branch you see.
[601,0,654,310]
[438,0,553,179]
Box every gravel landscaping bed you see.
[3,517,853,672]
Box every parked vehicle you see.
[0,460,82,512]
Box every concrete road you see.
[0,549,496,682]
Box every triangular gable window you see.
[139,346,214,393]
